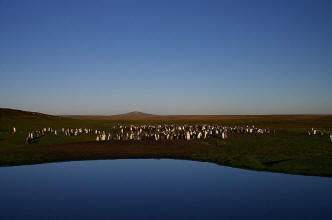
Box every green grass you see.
[212,133,332,176]
[0,114,332,177]
[0,116,119,147]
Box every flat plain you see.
[1,108,332,177]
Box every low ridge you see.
[0,108,51,118]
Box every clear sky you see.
[0,0,331,115]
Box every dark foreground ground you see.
[1,134,331,177]
[0,108,332,177]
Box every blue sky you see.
[0,0,331,115]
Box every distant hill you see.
[112,111,160,120]
[63,112,332,126]
[0,108,52,118]
[3,109,332,129]
[65,111,161,120]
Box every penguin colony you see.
[308,128,332,143]
[21,125,273,144]
[7,126,331,144]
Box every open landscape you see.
[1,108,331,177]
[1,0,332,219]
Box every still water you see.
[0,159,331,220]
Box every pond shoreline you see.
[1,139,331,177]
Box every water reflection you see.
[0,159,331,220]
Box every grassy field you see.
[1,109,332,177]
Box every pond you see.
[0,159,331,220]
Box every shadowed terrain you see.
[0,108,52,118]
